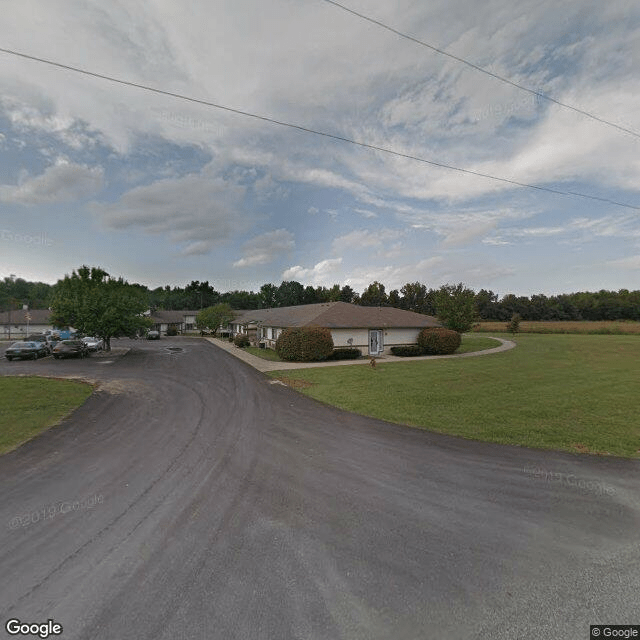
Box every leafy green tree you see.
[360,281,387,306]
[259,283,278,308]
[388,289,401,307]
[399,282,436,315]
[277,280,305,307]
[434,283,477,333]
[50,266,151,350]
[339,284,356,304]
[196,303,236,336]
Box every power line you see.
[0,46,638,211]
[321,0,640,140]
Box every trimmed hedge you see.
[233,333,250,347]
[276,326,334,362]
[326,347,362,360]
[390,345,423,357]
[417,327,461,355]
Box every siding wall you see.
[257,326,422,354]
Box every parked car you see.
[23,334,52,354]
[147,330,160,340]
[82,336,104,352]
[5,341,49,361]
[52,340,89,359]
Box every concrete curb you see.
[205,337,516,373]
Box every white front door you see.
[368,329,383,355]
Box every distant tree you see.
[388,289,401,307]
[474,289,499,320]
[259,283,278,308]
[360,281,387,306]
[326,284,342,302]
[277,280,305,307]
[339,284,356,304]
[400,282,435,315]
[50,266,152,350]
[434,283,477,333]
[196,303,236,336]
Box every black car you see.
[5,341,49,361]
[52,340,89,359]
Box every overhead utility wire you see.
[0,46,638,211]
[321,0,640,140]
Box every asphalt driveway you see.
[0,338,638,639]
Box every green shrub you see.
[506,313,521,335]
[276,326,334,361]
[166,326,178,336]
[390,345,423,357]
[233,333,250,347]
[417,327,461,355]
[326,347,362,360]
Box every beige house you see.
[0,309,54,339]
[148,310,200,334]
[230,302,440,356]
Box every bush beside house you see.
[234,333,250,347]
[276,327,334,361]
[417,327,461,355]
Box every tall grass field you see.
[474,320,640,334]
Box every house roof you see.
[0,309,53,325]
[149,310,200,323]
[232,302,440,329]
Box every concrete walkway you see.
[205,336,516,373]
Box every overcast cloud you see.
[1,0,639,295]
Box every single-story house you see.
[229,302,441,356]
[148,310,200,334]
[0,309,54,339]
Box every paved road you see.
[1,339,638,640]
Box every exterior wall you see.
[1,323,53,338]
[257,326,422,354]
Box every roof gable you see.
[233,302,440,329]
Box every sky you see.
[0,0,639,297]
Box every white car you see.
[82,336,104,352]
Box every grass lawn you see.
[0,377,93,454]
[268,334,640,458]
[242,346,283,361]
[454,334,501,354]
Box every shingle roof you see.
[0,309,53,325]
[232,302,440,329]
[149,310,200,323]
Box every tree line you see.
[2,274,639,322]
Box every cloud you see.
[606,255,640,269]
[332,228,403,253]
[354,208,378,219]
[0,160,104,204]
[233,229,295,267]
[91,169,247,255]
[282,258,343,285]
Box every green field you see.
[268,334,640,457]
[474,320,640,334]
[0,377,93,454]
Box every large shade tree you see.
[50,266,152,350]
[196,303,236,336]
[435,283,477,333]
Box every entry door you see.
[368,329,383,355]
